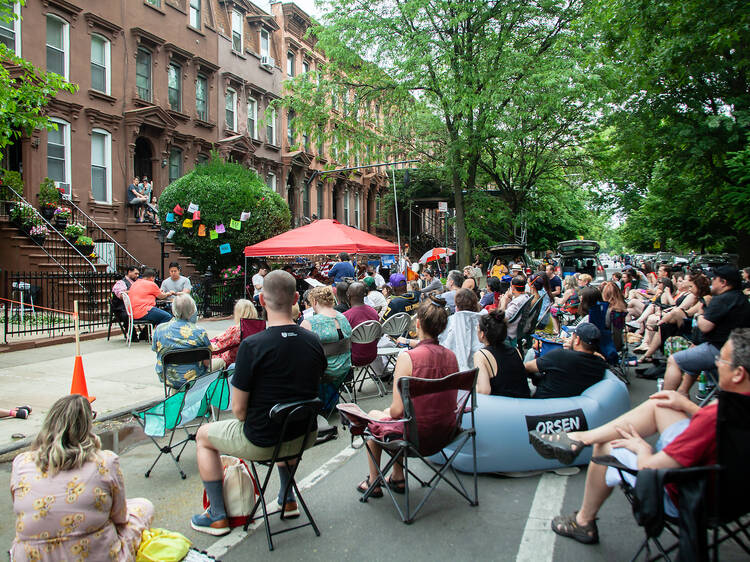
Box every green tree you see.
[0,1,77,150]
[158,156,290,271]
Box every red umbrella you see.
[418,247,456,264]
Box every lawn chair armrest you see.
[592,454,640,476]
[336,402,411,436]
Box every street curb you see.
[0,396,163,458]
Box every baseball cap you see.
[362,276,376,290]
[510,263,523,271]
[572,322,600,345]
[713,265,741,289]
[388,273,406,288]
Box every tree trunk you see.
[453,170,470,267]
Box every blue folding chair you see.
[589,301,629,384]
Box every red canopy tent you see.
[243,219,399,257]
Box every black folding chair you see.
[517,297,544,353]
[243,398,322,551]
[592,390,750,561]
[161,347,214,397]
[337,368,479,524]
[107,297,128,341]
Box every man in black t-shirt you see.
[191,270,326,536]
[524,323,607,398]
[546,264,562,299]
[665,266,750,394]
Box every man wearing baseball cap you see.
[381,273,420,321]
[524,322,607,398]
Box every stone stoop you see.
[124,219,200,278]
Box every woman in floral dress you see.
[10,394,153,561]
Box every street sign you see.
[654,241,661,249]
[438,201,448,212]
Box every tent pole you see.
[244,255,248,299]
[391,167,402,271]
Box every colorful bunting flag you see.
[209,229,218,240]
[198,224,206,237]
[192,210,200,221]
[187,202,199,213]
[166,212,175,223]
[219,243,231,254]
[240,211,251,221]
[166,229,175,240]
[215,223,226,234]
[230,219,241,230]
[182,218,193,228]
[173,204,183,215]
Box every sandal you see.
[18,405,31,415]
[551,511,599,544]
[386,477,406,494]
[356,477,383,498]
[528,430,587,465]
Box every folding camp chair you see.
[243,398,322,551]
[337,368,479,524]
[122,293,153,347]
[516,297,544,354]
[378,312,411,375]
[589,301,630,385]
[133,368,231,479]
[161,347,213,397]
[348,320,386,402]
[211,318,266,360]
[592,391,750,561]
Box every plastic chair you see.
[244,398,322,551]
[133,368,230,479]
[592,391,750,561]
[337,368,479,524]
[122,292,153,347]
[348,320,386,401]
[378,312,411,374]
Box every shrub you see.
[0,169,23,201]
[38,177,60,208]
[158,155,290,271]
[10,201,37,224]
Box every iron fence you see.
[2,270,120,343]
[193,275,250,318]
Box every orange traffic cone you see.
[70,355,95,403]
[70,300,95,403]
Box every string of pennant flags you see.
[164,201,258,255]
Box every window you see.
[260,29,269,58]
[247,98,257,139]
[286,52,295,76]
[197,153,209,165]
[46,15,68,78]
[189,0,201,29]
[145,0,161,7]
[0,1,21,54]
[376,195,381,224]
[375,103,380,127]
[343,190,349,225]
[169,148,182,183]
[266,172,276,191]
[167,63,181,112]
[317,185,323,218]
[91,129,111,203]
[90,34,109,94]
[302,60,309,74]
[225,88,236,131]
[136,48,152,101]
[196,74,207,120]
[266,107,276,145]
[317,134,324,157]
[287,110,295,146]
[303,131,310,153]
[47,119,70,197]
[354,191,360,228]
[231,9,243,53]
[303,184,310,218]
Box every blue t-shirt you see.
[549,275,562,295]
[327,261,355,283]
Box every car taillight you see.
[597,265,604,272]
[555,266,561,275]
[525,268,532,275]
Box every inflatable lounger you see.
[432,370,630,473]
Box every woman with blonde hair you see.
[10,395,153,561]
[210,298,259,369]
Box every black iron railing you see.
[193,276,249,318]
[2,270,120,343]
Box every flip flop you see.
[528,430,587,465]
[356,477,383,498]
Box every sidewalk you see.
[0,317,233,450]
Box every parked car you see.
[556,240,607,286]
[486,244,536,278]
[655,252,677,266]
[688,254,734,275]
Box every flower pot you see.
[74,243,94,255]
[30,235,46,246]
[40,207,56,220]
[54,216,68,229]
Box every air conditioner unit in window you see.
[261,56,274,68]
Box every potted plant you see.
[9,202,37,230]
[74,235,95,255]
[53,206,72,229]
[38,177,61,219]
[29,224,49,245]
[63,222,85,242]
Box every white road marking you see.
[205,444,358,558]
[515,472,569,562]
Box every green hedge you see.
[158,156,290,271]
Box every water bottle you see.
[656,378,664,392]
[698,373,706,393]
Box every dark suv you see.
[556,240,607,286]
[486,244,536,278]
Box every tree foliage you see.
[0,1,77,150]
[158,156,290,271]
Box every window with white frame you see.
[287,109,295,146]
[46,15,68,78]
[90,34,110,94]
[302,60,309,74]
[343,190,349,225]
[266,172,276,192]
[0,1,21,54]
[167,62,181,112]
[169,147,182,183]
[354,191,360,228]
[247,98,257,139]
[189,0,201,29]
[225,88,236,131]
[260,29,269,59]
[286,52,295,76]
[91,129,111,203]
[136,48,152,101]
[266,107,276,145]
[47,119,70,197]
[196,74,207,120]
[231,9,243,53]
